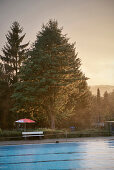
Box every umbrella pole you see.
[25,123,26,132]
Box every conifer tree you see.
[0,21,29,85]
[96,88,101,123]
[13,20,88,129]
[97,88,101,105]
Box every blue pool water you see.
[0,140,114,169]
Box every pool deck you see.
[0,136,114,145]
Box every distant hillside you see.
[89,85,114,96]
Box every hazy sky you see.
[0,0,114,85]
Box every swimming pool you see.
[0,140,114,169]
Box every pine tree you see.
[13,20,88,129]
[97,88,101,105]
[0,21,29,85]
[96,88,101,123]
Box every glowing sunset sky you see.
[0,0,114,85]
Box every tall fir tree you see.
[0,21,29,128]
[13,20,88,129]
[0,21,29,85]
[96,88,101,123]
[97,88,101,105]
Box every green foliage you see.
[0,20,113,130]
[90,89,114,127]
[0,80,11,129]
[12,19,90,129]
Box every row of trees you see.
[0,20,113,129]
[90,89,114,126]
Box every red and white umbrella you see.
[15,118,35,131]
[15,118,35,123]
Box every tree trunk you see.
[50,90,56,129]
[50,113,55,129]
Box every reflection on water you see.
[0,140,114,169]
[82,141,114,169]
[107,140,114,148]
